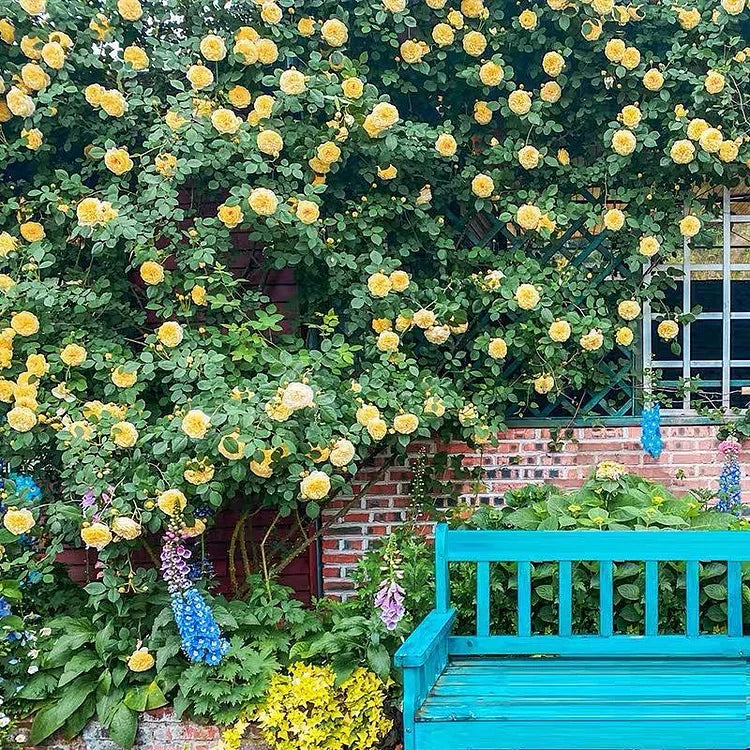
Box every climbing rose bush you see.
[0,0,748,641]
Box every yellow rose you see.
[191,285,207,305]
[612,129,636,155]
[3,508,35,535]
[604,208,626,231]
[621,47,641,70]
[257,129,283,156]
[508,89,532,115]
[227,85,251,108]
[279,69,306,95]
[542,51,565,77]
[0,232,18,257]
[618,299,641,320]
[639,235,661,257]
[111,366,137,388]
[376,331,400,352]
[719,140,739,162]
[367,272,392,298]
[424,396,446,417]
[540,81,562,102]
[248,187,278,216]
[534,373,555,395]
[367,417,387,440]
[157,489,187,516]
[516,204,542,230]
[156,321,184,347]
[657,320,679,340]
[372,318,392,333]
[117,0,142,21]
[582,19,603,40]
[187,64,214,90]
[549,320,571,342]
[25,353,48,377]
[435,133,457,157]
[447,8,464,26]
[124,45,149,70]
[488,337,507,359]
[200,34,227,61]
[341,77,364,98]
[139,260,164,285]
[111,421,138,448]
[0,274,15,292]
[99,89,127,117]
[394,413,419,434]
[698,127,722,153]
[479,61,503,86]
[20,63,49,91]
[679,215,701,237]
[400,39,429,64]
[677,7,701,28]
[620,105,642,128]
[704,70,725,94]
[462,30,487,57]
[317,141,341,164]
[413,309,437,329]
[112,516,141,540]
[518,9,538,28]
[377,164,398,179]
[155,152,177,177]
[390,270,410,291]
[580,328,604,351]
[61,343,87,366]
[515,283,540,310]
[296,200,320,224]
[80,522,112,550]
[184,462,215,485]
[7,87,35,117]
[686,118,709,140]
[11,311,39,336]
[592,0,614,12]
[321,18,348,46]
[721,0,745,14]
[643,68,664,91]
[300,470,331,499]
[20,35,43,60]
[261,1,283,23]
[209,107,240,134]
[298,17,315,36]
[518,145,540,170]
[605,39,626,62]
[19,0,45,15]
[616,327,634,346]
[217,203,244,228]
[165,110,186,130]
[0,19,14,44]
[104,148,133,175]
[471,173,494,198]
[432,23,455,47]
[20,222,44,243]
[127,648,154,672]
[256,39,279,64]
[474,100,493,125]
[670,138,695,163]
[182,408,211,439]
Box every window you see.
[643,186,750,413]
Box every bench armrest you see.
[394,608,456,668]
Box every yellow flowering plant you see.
[0,0,748,743]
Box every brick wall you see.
[322,424,743,597]
[34,709,267,750]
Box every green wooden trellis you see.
[449,191,642,425]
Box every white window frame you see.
[643,187,750,414]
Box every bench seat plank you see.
[416,657,750,744]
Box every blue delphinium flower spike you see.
[641,403,663,459]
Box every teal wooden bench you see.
[394,524,750,750]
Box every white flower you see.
[28,664,39,674]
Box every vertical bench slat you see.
[559,560,572,637]
[477,561,490,637]
[435,524,450,612]
[600,560,613,637]
[518,561,531,637]
[645,561,659,636]
[727,560,742,637]
[686,560,699,637]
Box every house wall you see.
[321,424,745,597]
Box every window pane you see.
[689,367,723,410]
[730,319,750,360]
[731,275,750,311]
[690,320,723,360]
[691,278,723,312]
[730,367,750,409]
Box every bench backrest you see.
[435,524,750,657]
